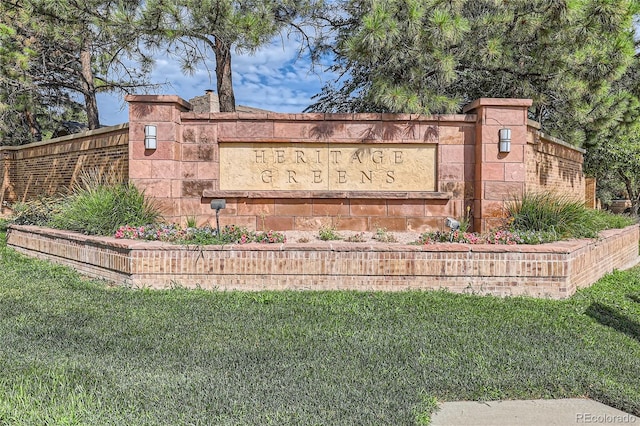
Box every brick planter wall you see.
[8,225,638,299]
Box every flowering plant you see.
[114,223,285,245]
[114,223,183,241]
[485,229,524,245]
[417,228,534,245]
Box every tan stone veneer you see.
[8,224,639,299]
[219,143,437,192]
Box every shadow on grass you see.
[586,302,640,342]
[626,294,640,304]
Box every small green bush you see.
[11,197,62,226]
[318,224,342,241]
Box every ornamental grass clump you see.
[505,192,586,238]
[416,191,635,246]
[506,192,636,241]
[50,170,161,236]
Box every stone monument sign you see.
[219,143,437,192]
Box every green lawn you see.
[0,229,639,425]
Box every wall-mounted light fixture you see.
[498,128,511,153]
[144,125,157,150]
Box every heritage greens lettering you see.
[219,143,436,192]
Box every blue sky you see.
[97,39,335,126]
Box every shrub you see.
[506,192,636,240]
[11,197,62,226]
[47,170,161,236]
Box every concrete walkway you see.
[430,399,638,426]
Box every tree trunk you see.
[630,184,640,217]
[619,171,638,216]
[80,39,100,129]
[214,36,236,112]
[22,109,41,142]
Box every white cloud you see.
[98,35,336,124]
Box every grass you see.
[49,183,160,236]
[1,228,640,424]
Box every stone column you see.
[463,98,533,232]
[125,95,191,221]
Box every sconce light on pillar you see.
[144,125,157,150]
[498,128,511,153]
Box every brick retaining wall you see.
[0,124,129,207]
[8,225,638,299]
[526,121,585,199]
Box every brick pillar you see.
[125,95,191,220]
[585,177,597,209]
[463,98,533,232]
[0,149,16,211]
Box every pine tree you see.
[584,53,640,213]
[0,0,155,144]
[308,0,638,146]
[0,4,84,144]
